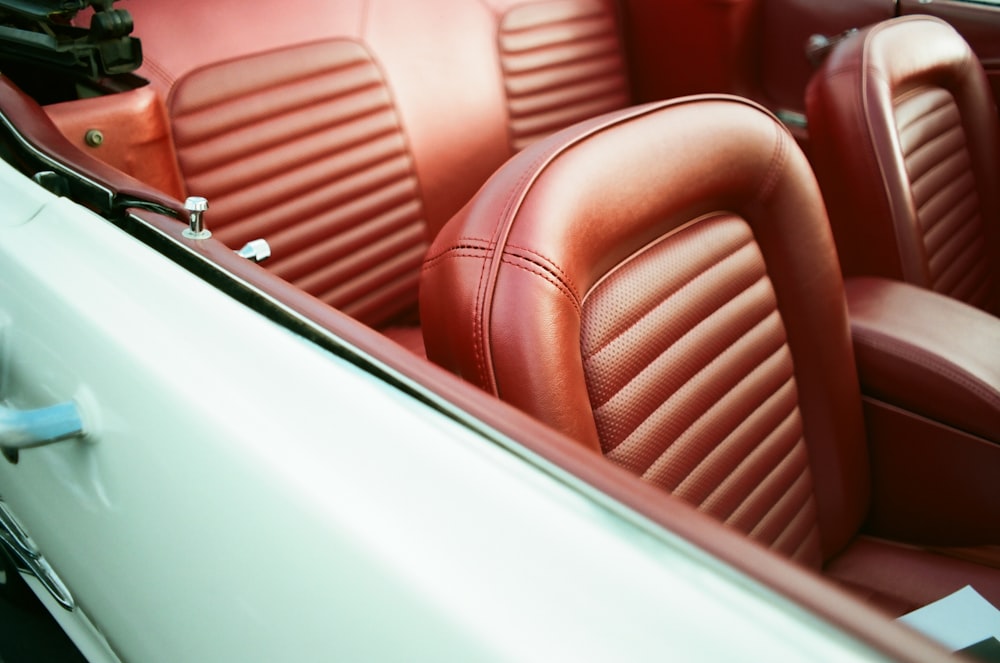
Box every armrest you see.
[844,277,1000,443]
[846,277,1000,545]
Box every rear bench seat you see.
[43,0,631,354]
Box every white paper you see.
[898,585,1000,651]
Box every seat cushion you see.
[827,537,1000,617]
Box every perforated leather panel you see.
[896,87,993,309]
[169,40,427,328]
[499,0,629,151]
[580,215,821,564]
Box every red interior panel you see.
[619,0,762,102]
[44,87,185,201]
[759,0,894,112]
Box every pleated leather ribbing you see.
[896,87,992,309]
[499,0,629,151]
[580,215,821,564]
[170,40,427,328]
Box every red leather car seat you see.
[806,15,1000,316]
[50,0,628,354]
[420,95,1000,613]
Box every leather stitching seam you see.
[501,253,582,314]
[505,243,580,295]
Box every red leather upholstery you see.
[422,96,866,561]
[420,94,1000,613]
[77,0,629,343]
[806,16,1000,316]
[846,277,1000,443]
[167,39,427,328]
[45,87,185,201]
[842,277,1000,548]
[620,0,759,103]
[496,0,630,150]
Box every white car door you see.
[0,151,894,661]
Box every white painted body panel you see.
[0,160,884,660]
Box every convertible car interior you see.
[1,0,999,659]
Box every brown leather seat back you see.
[421,96,870,563]
[806,15,1000,315]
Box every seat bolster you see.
[845,276,1000,442]
[805,50,909,283]
[421,222,605,453]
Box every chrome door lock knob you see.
[182,196,211,239]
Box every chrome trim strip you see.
[0,110,115,210]
[0,500,75,610]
